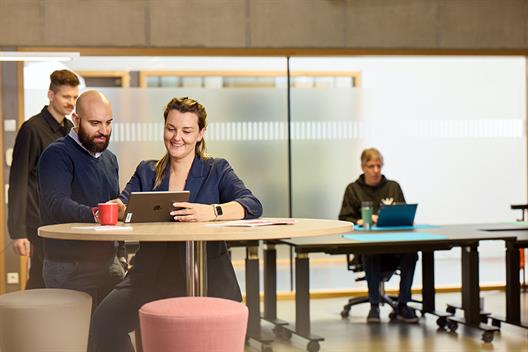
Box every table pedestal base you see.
[186,240,207,296]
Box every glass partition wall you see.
[25,58,291,218]
[24,56,527,290]
[288,56,527,289]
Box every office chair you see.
[340,254,401,319]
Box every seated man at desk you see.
[338,148,419,323]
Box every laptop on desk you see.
[124,191,190,223]
[376,203,418,228]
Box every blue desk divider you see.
[343,232,448,242]
[353,224,439,231]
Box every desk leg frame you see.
[462,244,480,326]
[409,251,452,329]
[505,242,522,324]
[421,251,435,312]
[263,243,289,334]
[281,252,324,352]
[245,245,273,351]
[446,244,498,343]
[489,241,528,330]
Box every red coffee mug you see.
[94,203,119,225]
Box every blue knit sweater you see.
[38,135,119,261]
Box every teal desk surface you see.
[343,232,447,242]
[279,223,518,248]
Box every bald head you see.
[73,90,113,154]
[75,90,112,118]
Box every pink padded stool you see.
[139,296,248,352]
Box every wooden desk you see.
[39,219,351,295]
[38,218,352,242]
[271,224,517,348]
[39,218,352,351]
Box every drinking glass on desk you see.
[361,201,373,230]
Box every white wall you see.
[291,57,527,225]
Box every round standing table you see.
[39,218,352,296]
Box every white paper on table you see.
[71,226,133,231]
[208,218,296,227]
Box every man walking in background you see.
[8,69,79,288]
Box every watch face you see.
[216,205,223,216]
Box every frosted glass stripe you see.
[112,122,119,142]
[110,120,525,142]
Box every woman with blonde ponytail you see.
[92,97,263,352]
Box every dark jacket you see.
[117,157,263,302]
[8,106,73,241]
[338,175,405,224]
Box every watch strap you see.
[212,204,223,220]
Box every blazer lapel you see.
[156,164,170,191]
[185,156,209,203]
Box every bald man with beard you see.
[38,90,125,310]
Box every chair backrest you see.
[346,254,399,282]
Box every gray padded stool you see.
[0,288,92,352]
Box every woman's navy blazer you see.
[117,156,263,301]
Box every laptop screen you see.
[376,203,418,227]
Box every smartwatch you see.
[212,204,223,220]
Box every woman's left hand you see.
[171,202,215,222]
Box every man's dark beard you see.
[78,125,110,153]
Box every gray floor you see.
[245,291,528,352]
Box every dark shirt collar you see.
[358,174,388,189]
[41,105,66,133]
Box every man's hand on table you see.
[107,198,126,220]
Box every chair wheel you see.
[273,325,292,340]
[307,341,320,352]
[341,309,350,318]
[272,325,283,337]
[281,329,292,340]
[436,317,447,328]
[447,320,458,332]
[482,331,494,343]
[491,318,501,328]
[388,311,397,320]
